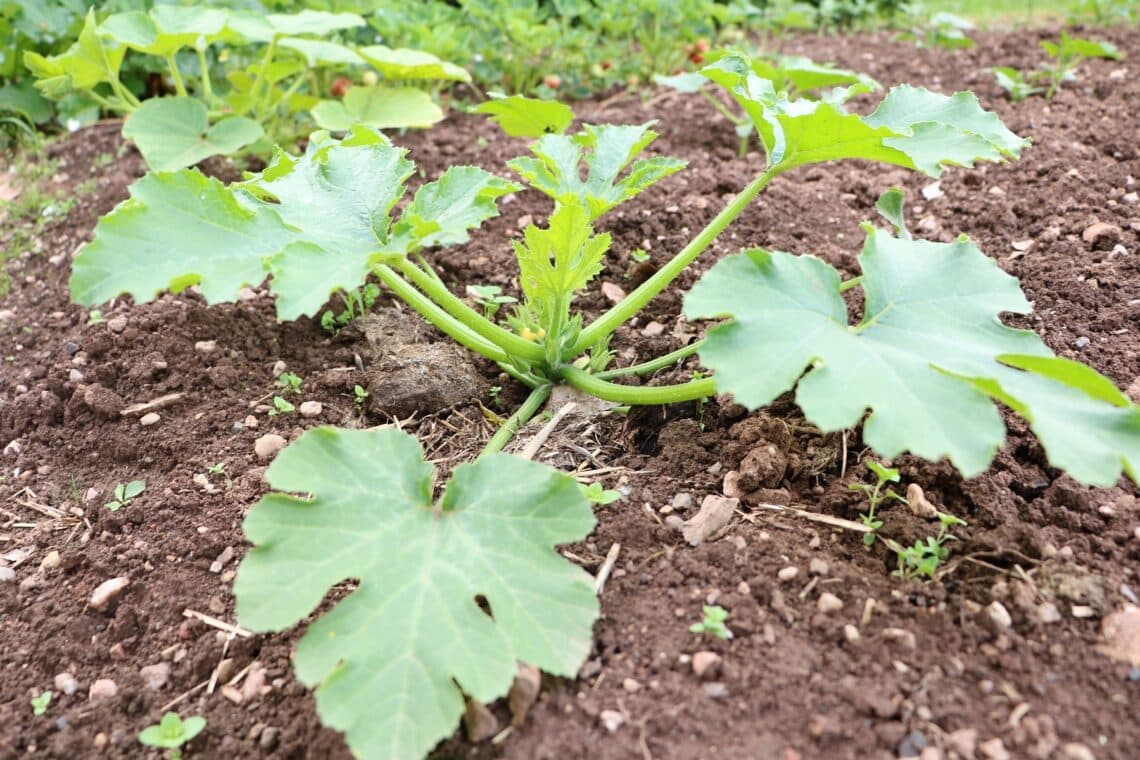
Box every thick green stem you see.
[497,361,542,388]
[561,366,716,405]
[196,47,215,104]
[568,166,780,357]
[395,258,545,362]
[595,339,705,380]
[108,78,140,111]
[165,53,188,97]
[374,265,509,363]
[480,384,552,457]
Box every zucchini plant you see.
[24,6,467,170]
[71,51,1139,759]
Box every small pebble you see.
[0,567,14,583]
[844,624,861,644]
[298,401,323,418]
[89,577,129,612]
[140,663,171,690]
[194,340,218,354]
[54,672,79,696]
[254,434,288,461]
[622,678,641,692]
[1059,743,1096,760]
[1074,336,1090,349]
[1037,603,1062,624]
[898,729,929,758]
[978,737,1010,760]
[817,592,844,614]
[68,369,85,383]
[88,679,118,702]
[703,682,729,699]
[600,709,624,733]
[40,551,60,571]
[672,493,693,510]
[106,316,127,333]
[809,558,829,576]
[139,412,160,426]
[777,566,799,582]
[641,321,665,337]
[987,601,1012,630]
[692,651,721,679]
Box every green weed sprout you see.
[888,512,968,580]
[138,712,206,759]
[579,482,621,505]
[104,480,145,512]
[849,461,907,546]
[31,690,51,716]
[690,605,733,640]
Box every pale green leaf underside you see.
[311,85,444,131]
[684,229,1139,485]
[356,45,471,82]
[704,53,1028,177]
[100,7,230,55]
[235,427,597,760]
[473,94,576,137]
[72,132,516,320]
[122,97,263,171]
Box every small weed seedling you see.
[579,482,621,505]
[268,396,295,416]
[104,480,145,512]
[71,51,1140,760]
[994,33,1124,100]
[321,283,381,333]
[31,690,51,716]
[353,384,369,407]
[138,712,206,759]
[277,372,303,394]
[467,284,518,321]
[207,462,232,490]
[887,512,968,580]
[850,461,907,546]
[690,605,733,640]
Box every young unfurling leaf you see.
[508,122,686,219]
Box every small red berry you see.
[695,38,710,53]
[689,51,705,65]
[543,74,561,89]
[330,76,353,98]
[601,60,612,71]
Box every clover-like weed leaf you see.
[508,122,686,219]
[234,427,598,759]
[122,97,263,171]
[684,227,1139,484]
[474,93,576,137]
[72,130,519,321]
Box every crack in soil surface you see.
[2,25,1138,760]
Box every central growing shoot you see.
[72,51,1139,759]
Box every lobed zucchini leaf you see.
[311,85,445,131]
[235,427,598,760]
[24,10,125,100]
[474,93,576,137]
[356,45,472,82]
[508,122,686,220]
[122,97,263,172]
[514,204,610,325]
[71,129,519,320]
[701,53,1027,176]
[684,227,1139,485]
[100,7,230,55]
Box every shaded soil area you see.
[2,25,1139,760]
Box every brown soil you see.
[2,25,1139,760]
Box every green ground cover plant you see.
[21,6,466,169]
[68,46,1139,759]
[137,712,206,759]
[993,32,1124,100]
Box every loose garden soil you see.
[2,25,1138,760]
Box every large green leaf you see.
[235,427,598,760]
[311,85,444,131]
[24,9,125,99]
[122,97,263,171]
[508,122,686,220]
[473,93,575,137]
[750,55,880,96]
[277,37,363,66]
[100,7,230,55]
[224,10,364,43]
[701,53,1027,176]
[72,129,519,320]
[357,45,471,82]
[683,228,1139,484]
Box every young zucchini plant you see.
[993,33,1124,101]
[24,7,468,170]
[71,51,1139,760]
